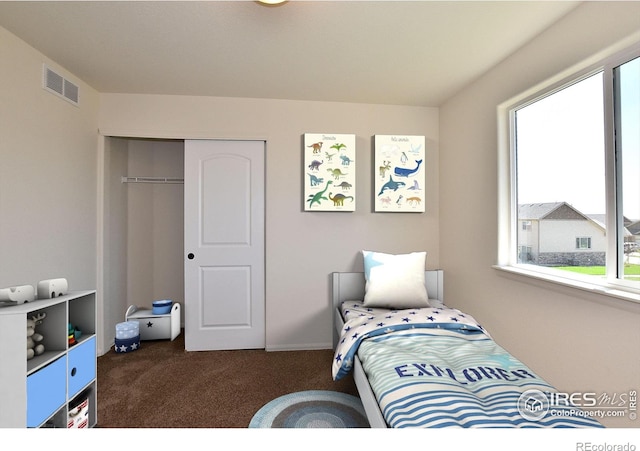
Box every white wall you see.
[439,2,640,427]
[4,1,638,428]
[98,95,440,351]
[0,27,99,293]
[102,137,128,354]
[540,220,605,253]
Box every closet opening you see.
[101,137,184,353]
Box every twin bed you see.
[331,269,603,428]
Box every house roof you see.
[586,214,607,229]
[582,214,629,237]
[625,220,640,236]
[518,202,588,221]
[518,202,638,236]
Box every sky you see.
[515,57,639,221]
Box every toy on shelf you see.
[0,285,35,305]
[37,278,68,299]
[26,312,46,360]
[68,323,81,346]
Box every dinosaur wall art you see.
[304,133,356,211]
[302,133,423,212]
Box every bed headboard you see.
[332,270,444,348]
[332,270,443,308]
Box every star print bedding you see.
[332,301,603,428]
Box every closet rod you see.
[121,176,184,184]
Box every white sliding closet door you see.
[184,140,265,351]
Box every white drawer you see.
[125,303,181,341]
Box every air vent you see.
[43,65,79,106]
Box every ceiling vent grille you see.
[43,65,79,106]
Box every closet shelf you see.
[121,176,184,184]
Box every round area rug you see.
[249,390,369,428]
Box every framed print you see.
[374,135,425,212]
[304,133,356,211]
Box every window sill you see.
[493,265,640,305]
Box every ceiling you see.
[0,1,581,106]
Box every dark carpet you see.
[96,331,359,428]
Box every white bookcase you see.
[0,290,97,428]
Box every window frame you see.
[576,237,592,250]
[497,43,640,304]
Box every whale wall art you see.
[374,135,425,212]
[304,133,356,212]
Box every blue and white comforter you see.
[333,301,603,428]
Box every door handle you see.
[187,253,194,260]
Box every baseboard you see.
[266,342,332,352]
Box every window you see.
[616,56,640,285]
[576,237,592,250]
[499,44,640,301]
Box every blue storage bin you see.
[115,321,139,339]
[114,334,140,353]
[27,356,66,427]
[152,299,173,315]
[68,337,96,398]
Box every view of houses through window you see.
[513,55,639,287]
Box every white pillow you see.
[362,250,430,309]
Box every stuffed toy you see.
[27,312,46,360]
